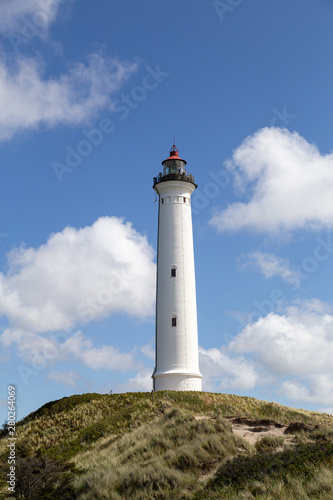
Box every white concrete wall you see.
[153,180,202,391]
[154,374,202,391]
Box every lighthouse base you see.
[153,373,202,391]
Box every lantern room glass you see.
[163,159,186,176]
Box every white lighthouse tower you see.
[152,144,202,391]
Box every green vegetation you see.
[0,391,333,499]
[11,456,78,500]
[255,434,285,453]
[195,440,333,499]
[73,408,248,500]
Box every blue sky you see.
[1,0,333,422]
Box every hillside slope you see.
[1,391,333,499]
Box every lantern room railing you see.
[153,171,197,187]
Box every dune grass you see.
[1,391,331,461]
[73,407,250,499]
[1,391,333,499]
[194,466,333,500]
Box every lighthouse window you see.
[172,317,177,327]
[183,197,186,203]
[161,198,164,204]
[171,268,176,277]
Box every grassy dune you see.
[1,391,333,499]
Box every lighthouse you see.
[152,144,202,391]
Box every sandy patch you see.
[228,417,300,446]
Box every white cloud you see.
[199,346,258,392]
[227,299,333,406]
[0,0,72,33]
[140,342,155,361]
[0,216,155,334]
[281,375,333,407]
[116,369,153,392]
[211,127,333,233]
[63,332,139,371]
[2,328,139,373]
[0,217,155,369]
[48,369,79,387]
[0,2,138,142]
[231,302,333,376]
[319,408,333,416]
[239,251,300,288]
[2,328,62,365]
[0,53,137,141]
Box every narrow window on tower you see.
[183,197,186,203]
[171,267,176,278]
[172,316,177,327]
[161,198,164,204]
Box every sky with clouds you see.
[1,0,333,421]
